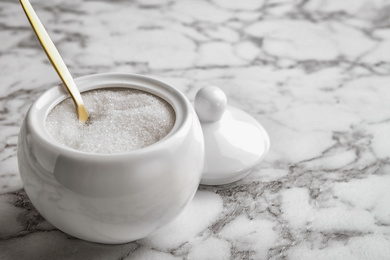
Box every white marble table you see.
[1,0,390,259]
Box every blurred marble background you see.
[1,0,390,259]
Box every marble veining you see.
[1,0,390,259]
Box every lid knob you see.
[194,86,227,123]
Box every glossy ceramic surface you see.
[17,73,204,244]
[195,86,270,185]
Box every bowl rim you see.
[27,72,192,160]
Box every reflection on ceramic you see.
[17,73,204,244]
[195,86,270,185]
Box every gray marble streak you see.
[1,0,390,259]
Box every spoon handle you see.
[20,0,89,123]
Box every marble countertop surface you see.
[1,0,390,259]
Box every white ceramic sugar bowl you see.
[17,73,204,244]
[18,72,270,244]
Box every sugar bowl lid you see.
[194,86,270,185]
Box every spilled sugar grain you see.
[46,88,175,154]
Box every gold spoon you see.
[20,0,89,123]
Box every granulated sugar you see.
[46,88,175,154]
